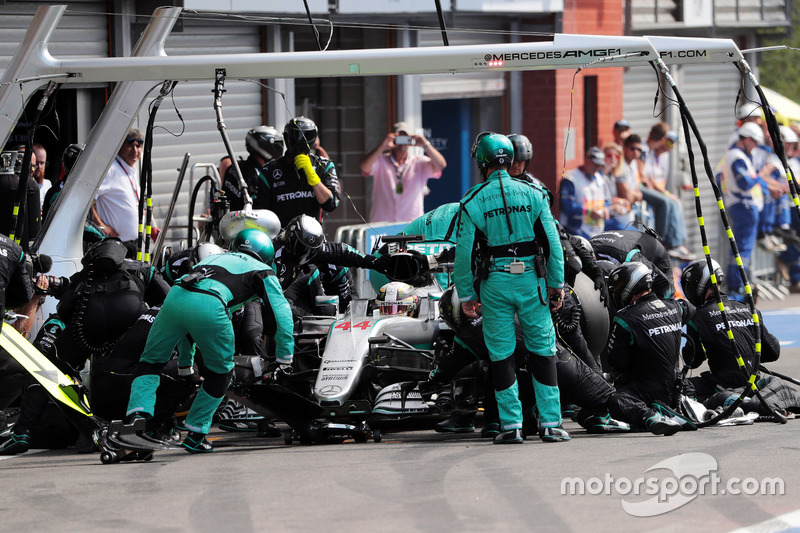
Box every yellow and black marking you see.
[0,325,92,418]
[651,59,780,426]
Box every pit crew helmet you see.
[190,242,225,265]
[507,134,533,163]
[376,282,420,317]
[62,143,85,174]
[219,209,281,243]
[282,214,324,265]
[608,261,653,310]
[438,285,463,329]
[230,228,275,265]
[283,116,318,156]
[470,131,494,160]
[81,238,127,273]
[680,258,724,307]
[475,133,514,178]
[246,126,284,162]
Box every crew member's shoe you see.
[0,431,31,455]
[435,411,475,433]
[539,426,571,442]
[182,431,213,453]
[480,422,501,439]
[644,410,681,436]
[144,427,182,446]
[493,428,524,444]
[580,413,631,434]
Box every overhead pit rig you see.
[0,6,790,425]
[0,5,743,274]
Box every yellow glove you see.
[294,154,320,186]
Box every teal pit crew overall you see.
[127,252,293,435]
[454,170,564,432]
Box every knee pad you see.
[490,356,516,392]
[526,353,558,387]
[202,369,234,398]
[134,361,166,378]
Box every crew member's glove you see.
[368,253,393,275]
[272,362,293,382]
[591,274,608,303]
[294,154,320,186]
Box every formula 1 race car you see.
[227,243,477,444]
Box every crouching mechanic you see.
[454,133,568,444]
[680,259,792,415]
[604,262,693,435]
[126,230,294,453]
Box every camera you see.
[0,151,19,175]
[34,275,69,298]
[394,135,415,146]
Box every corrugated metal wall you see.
[674,62,741,262]
[142,19,264,246]
[624,61,741,261]
[0,2,109,71]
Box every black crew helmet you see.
[608,261,653,309]
[681,258,724,306]
[246,126,284,162]
[62,143,85,175]
[507,134,533,163]
[283,117,318,156]
[81,238,127,273]
[281,214,324,265]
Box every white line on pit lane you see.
[0,449,47,461]
[761,308,800,316]
[728,509,800,533]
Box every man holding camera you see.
[360,121,447,223]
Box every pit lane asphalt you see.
[2,294,800,533]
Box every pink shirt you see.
[364,152,442,223]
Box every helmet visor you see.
[379,302,414,316]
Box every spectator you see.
[559,146,611,239]
[32,144,50,209]
[720,123,784,299]
[92,128,158,258]
[602,142,640,231]
[640,123,692,259]
[612,119,631,146]
[360,121,447,223]
[755,127,795,253]
[780,128,800,292]
[258,117,339,227]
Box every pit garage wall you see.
[623,62,741,262]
